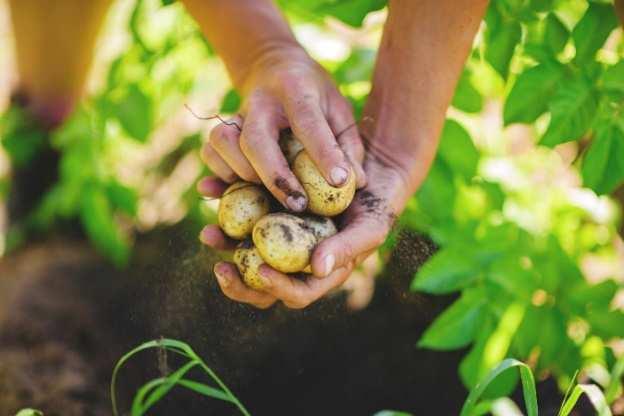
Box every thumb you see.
[311,216,388,278]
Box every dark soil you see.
[0,226,595,416]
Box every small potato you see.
[233,241,266,290]
[292,151,356,216]
[253,213,317,273]
[279,129,305,164]
[301,216,337,274]
[218,181,270,239]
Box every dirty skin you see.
[274,177,305,201]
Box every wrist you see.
[236,42,309,94]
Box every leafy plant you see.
[115,340,618,415]
[111,338,250,416]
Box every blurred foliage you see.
[0,0,623,405]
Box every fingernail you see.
[286,195,307,212]
[330,167,348,186]
[258,266,273,288]
[214,265,230,287]
[196,178,209,194]
[199,227,211,245]
[322,254,335,277]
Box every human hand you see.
[198,148,413,309]
[199,46,366,212]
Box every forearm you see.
[181,0,301,91]
[362,0,488,202]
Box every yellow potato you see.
[252,213,317,273]
[218,181,270,239]
[302,215,337,241]
[300,216,337,274]
[233,241,266,290]
[292,151,356,216]
[279,129,304,164]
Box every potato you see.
[218,181,270,239]
[279,129,304,164]
[300,216,337,274]
[233,241,266,290]
[252,213,317,273]
[292,151,356,216]
[302,215,337,241]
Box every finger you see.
[214,262,277,309]
[327,96,367,188]
[199,225,237,251]
[196,176,228,198]
[239,106,308,212]
[311,215,389,278]
[201,141,237,183]
[209,115,260,183]
[281,88,351,187]
[257,264,353,309]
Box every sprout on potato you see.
[218,181,270,239]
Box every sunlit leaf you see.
[418,288,486,350]
[504,62,565,125]
[582,122,624,194]
[541,75,598,147]
[411,246,480,294]
[572,2,618,64]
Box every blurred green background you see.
[0,0,623,411]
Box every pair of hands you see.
[198,48,408,309]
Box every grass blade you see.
[177,379,234,402]
[605,355,624,403]
[558,384,612,416]
[132,361,199,415]
[460,358,538,416]
[111,338,251,416]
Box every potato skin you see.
[252,213,317,273]
[233,242,266,289]
[218,181,270,239]
[292,151,355,216]
[279,129,304,164]
[302,215,337,241]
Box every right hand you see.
[198,46,366,212]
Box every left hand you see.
[198,149,411,309]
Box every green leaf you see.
[373,412,412,416]
[415,159,456,220]
[558,384,612,416]
[504,62,565,125]
[602,61,624,92]
[460,359,538,416]
[529,0,554,12]
[581,123,624,194]
[587,308,624,340]
[411,246,479,294]
[484,5,522,79]
[541,76,598,147]
[114,84,153,143]
[161,0,175,5]
[219,89,241,113]
[418,288,486,350]
[452,69,483,114]
[0,105,47,167]
[15,410,44,416]
[80,185,130,267]
[573,2,618,64]
[437,119,479,180]
[106,180,138,217]
[544,13,569,54]
[316,0,386,27]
